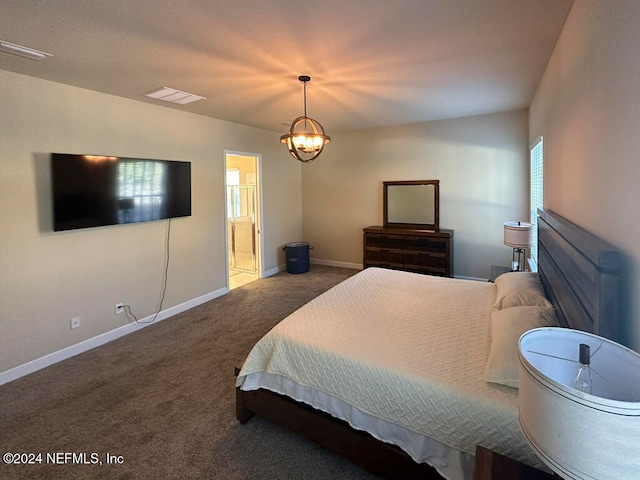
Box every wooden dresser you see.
[363,226,453,277]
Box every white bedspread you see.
[237,267,540,475]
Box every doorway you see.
[224,151,262,289]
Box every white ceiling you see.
[0,0,573,133]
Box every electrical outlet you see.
[114,303,125,315]
[70,317,81,329]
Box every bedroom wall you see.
[0,70,302,374]
[529,1,640,350]
[302,110,530,279]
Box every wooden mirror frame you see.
[383,180,439,231]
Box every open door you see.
[224,151,262,289]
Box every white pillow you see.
[493,272,552,310]
[484,306,557,389]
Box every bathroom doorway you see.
[224,151,262,289]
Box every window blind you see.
[530,137,544,262]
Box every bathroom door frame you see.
[223,150,264,288]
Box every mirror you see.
[383,180,439,230]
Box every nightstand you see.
[473,446,556,480]
[488,265,511,282]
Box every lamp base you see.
[511,247,527,272]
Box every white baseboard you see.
[310,258,362,270]
[268,260,361,274]
[0,287,228,387]
[263,265,284,277]
[312,259,483,279]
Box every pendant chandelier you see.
[280,75,331,163]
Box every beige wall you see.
[302,110,530,279]
[530,1,640,350]
[0,70,302,373]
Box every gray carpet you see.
[0,265,381,480]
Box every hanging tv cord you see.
[122,218,172,324]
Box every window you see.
[226,169,241,219]
[530,137,544,262]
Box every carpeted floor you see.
[0,265,382,480]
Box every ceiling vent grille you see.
[143,87,205,105]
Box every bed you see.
[235,209,621,480]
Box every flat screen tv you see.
[51,153,191,232]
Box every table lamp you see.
[504,221,533,271]
[518,327,640,479]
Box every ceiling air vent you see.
[143,87,205,105]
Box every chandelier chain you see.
[303,80,307,117]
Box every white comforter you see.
[237,267,539,473]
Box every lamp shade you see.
[503,221,533,248]
[518,328,640,480]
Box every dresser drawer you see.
[404,265,448,276]
[404,250,446,269]
[366,247,403,265]
[403,235,447,253]
[366,233,404,249]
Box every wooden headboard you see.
[537,208,621,341]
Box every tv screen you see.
[51,153,191,232]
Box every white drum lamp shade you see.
[518,328,640,480]
[503,221,534,247]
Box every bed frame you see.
[235,208,621,480]
[537,208,620,341]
